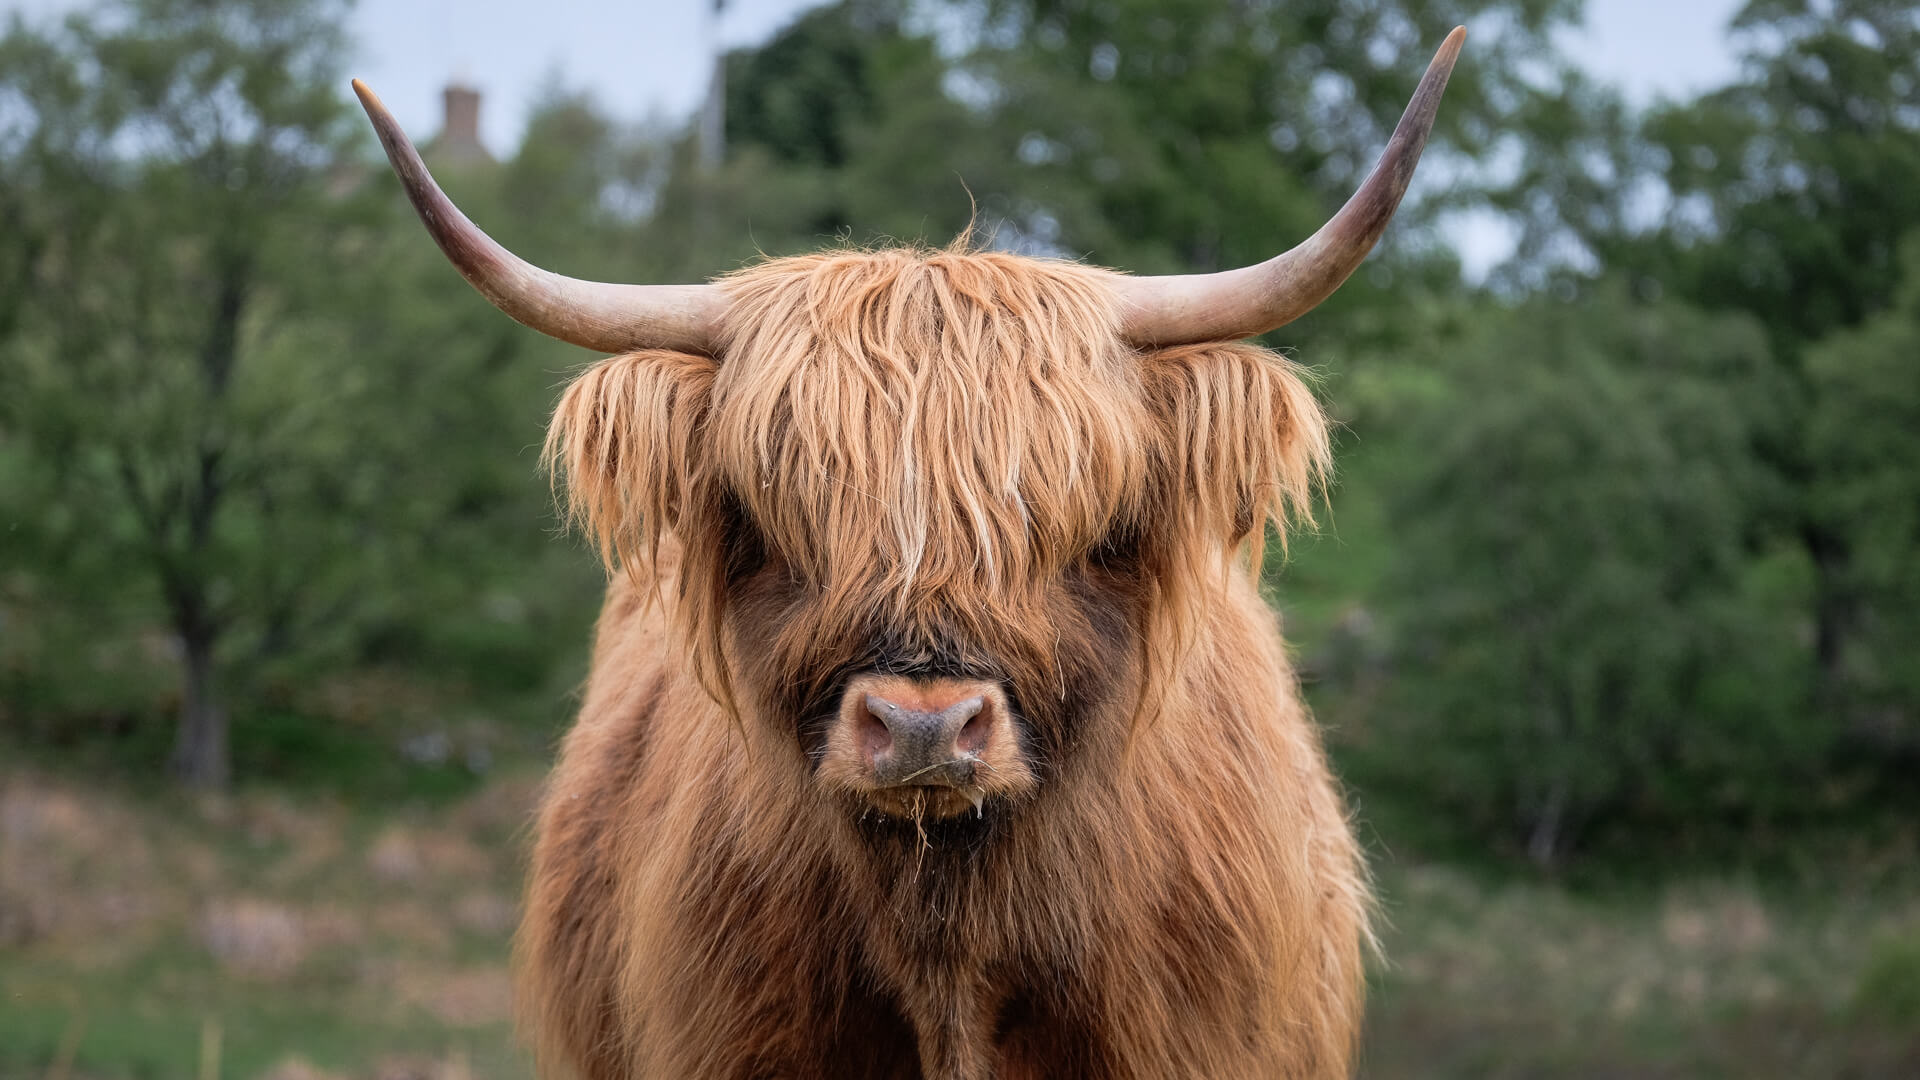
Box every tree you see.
[1642,0,1920,349]
[1436,0,1920,773]
[634,2,992,276]
[1804,235,1920,750]
[0,0,537,786]
[638,0,1582,317]
[948,0,1576,331]
[1618,0,1920,714]
[1351,285,1811,864]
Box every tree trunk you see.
[163,253,247,790]
[1526,775,1568,869]
[1807,522,1856,711]
[170,632,230,789]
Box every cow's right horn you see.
[1112,27,1466,347]
[352,79,725,357]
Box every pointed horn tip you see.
[1110,24,1469,347]
[350,78,385,116]
[1429,26,1467,74]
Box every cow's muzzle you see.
[817,674,1036,819]
[863,691,988,785]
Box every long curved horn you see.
[351,80,724,356]
[1114,26,1466,346]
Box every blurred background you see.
[2,0,1917,1076]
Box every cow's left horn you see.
[1113,27,1466,347]
[352,80,724,356]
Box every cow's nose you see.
[861,691,990,786]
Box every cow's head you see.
[353,29,1462,828]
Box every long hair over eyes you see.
[542,242,1331,717]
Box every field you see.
[4,763,1916,1079]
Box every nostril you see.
[956,710,989,755]
[864,707,898,764]
[952,698,989,755]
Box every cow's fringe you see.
[543,243,1329,712]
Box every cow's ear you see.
[1138,341,1331,552]
[544,349,718,574]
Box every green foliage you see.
[652,0,1571,322]
[1338,285,1817,864]
[727,1,897,169]
[0,0,599,788]
[1290,0,1920,863]
[962,0,1578,277]
[1613,0,1920,740]
[1804,235,1920,739]
[1641,0,1920,349]
[643,3,989,272]
[1,0,369,785]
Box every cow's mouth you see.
[866,783,991,822]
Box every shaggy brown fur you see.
[520,245,1366,1079]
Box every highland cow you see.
[354,27,1463,1080]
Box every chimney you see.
[431,82,493,166]
[444,84,480,143]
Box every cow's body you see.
[520,552,1365,1080]
[502,250,1369,1079]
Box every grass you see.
[1361,862,1920,1078]
[0,767,534,1080]
[3,762,1916,1079]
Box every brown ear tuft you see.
[1141,341,1332,560]
[542,350,719,577]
